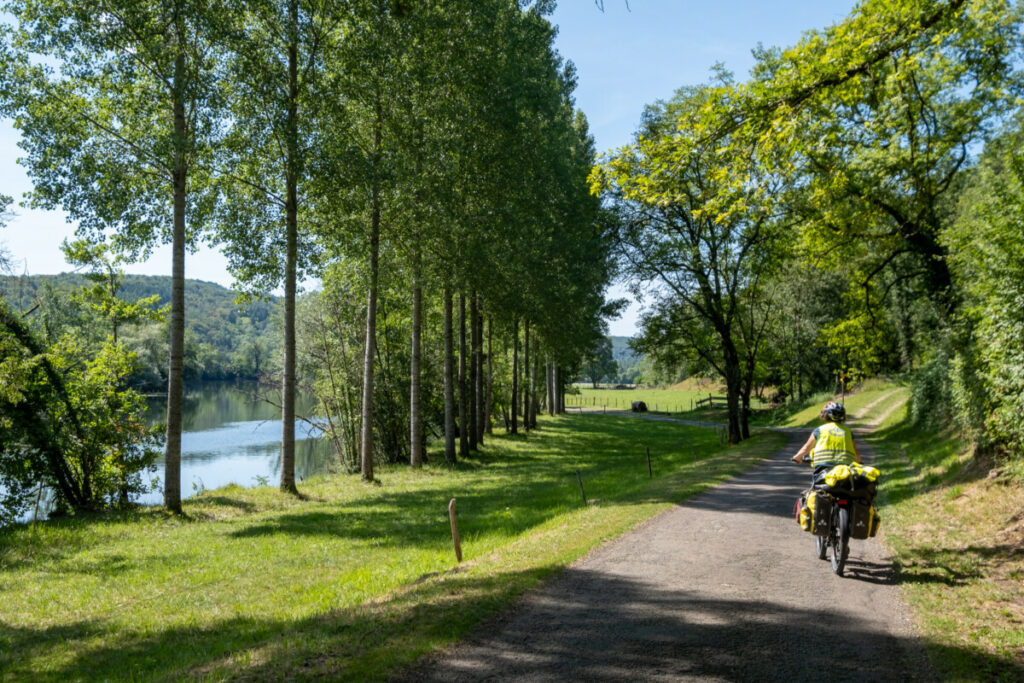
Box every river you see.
[9,382,338,521]
[137,382,337,504]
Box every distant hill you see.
[610,335,640,363]
[0,273,280,384]
[0,273,278,337]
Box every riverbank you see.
[0,414,784,681]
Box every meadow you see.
[0,412,783,681]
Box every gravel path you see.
[403,427,934,682]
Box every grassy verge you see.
[0,414,785,681]
[863,396,1024,680]
[753,378,909,428]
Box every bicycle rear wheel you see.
[830,507,850,576]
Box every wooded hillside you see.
[0,274,279,386]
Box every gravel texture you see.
[401,428,935,682]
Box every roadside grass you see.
[754,379,910,428]
[865,401,1024,680]
[755,379,1023,677]
[0,414,785,681]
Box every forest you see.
[1,0,1023,517]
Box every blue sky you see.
[0,1,856,335]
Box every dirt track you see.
[402,427,935,682]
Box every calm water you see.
[137,383,337,504]
[8,383,339,521]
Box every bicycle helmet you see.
[822,401,846,423]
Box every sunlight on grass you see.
[0,414,785,681]
[567,386,769,414]
[867,414,1024,680]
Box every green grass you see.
[0,414,785,681]
[754,379,910,428]
[761,379,1023,677]
[862,392,1024,681]
[568,386,768,415]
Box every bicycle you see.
[812,487,851,576]
[800,462,878,577]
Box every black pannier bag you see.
[850,471,878,502]
[805,490,833,536]
[849,500,881,539]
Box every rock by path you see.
[402,430,933,682]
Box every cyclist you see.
[791,401,862,466]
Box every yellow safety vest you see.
[811,423,856,466]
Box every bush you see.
[0,300,161,523]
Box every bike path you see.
[403,430,934,682]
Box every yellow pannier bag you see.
[798,490,832,536]
[824,464,852,488]
[851,463,880,481]
[798,500,811,532]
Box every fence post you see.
[646,446,652,478]
[576,470,587,505]
[448,498,462,563]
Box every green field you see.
[5,381,1020,681]
[567,385,763,414]
[0,414,784,681]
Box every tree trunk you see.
[443,287,455,464]
[359,98,383,483]
[280,0,299,494]
[458,293,468,457]
[523,320,530,431]
[475,294,484,444]
[410,256,422,468]
[469,293,478,451]
[723,347,742,445]
[164,50,187,514]
[530,344,539,428]
[485,316,493,435]
[546,361,554,416]
[511,318,519,434]
[741,390,751,440]
[559,366,565,413]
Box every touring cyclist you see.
[791,401,862,467]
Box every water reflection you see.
[11,382,338,519]
[141,382,336,503]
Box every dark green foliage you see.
[0,274,279,386]
[939,114,1024,476]
[0,298,162,523]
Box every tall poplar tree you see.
[216,0,338,494]
[8,0,220,512]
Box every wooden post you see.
[448,498,462,563]
[646,446,652,478]
[32,481,43,528]
[576,470,587,505]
